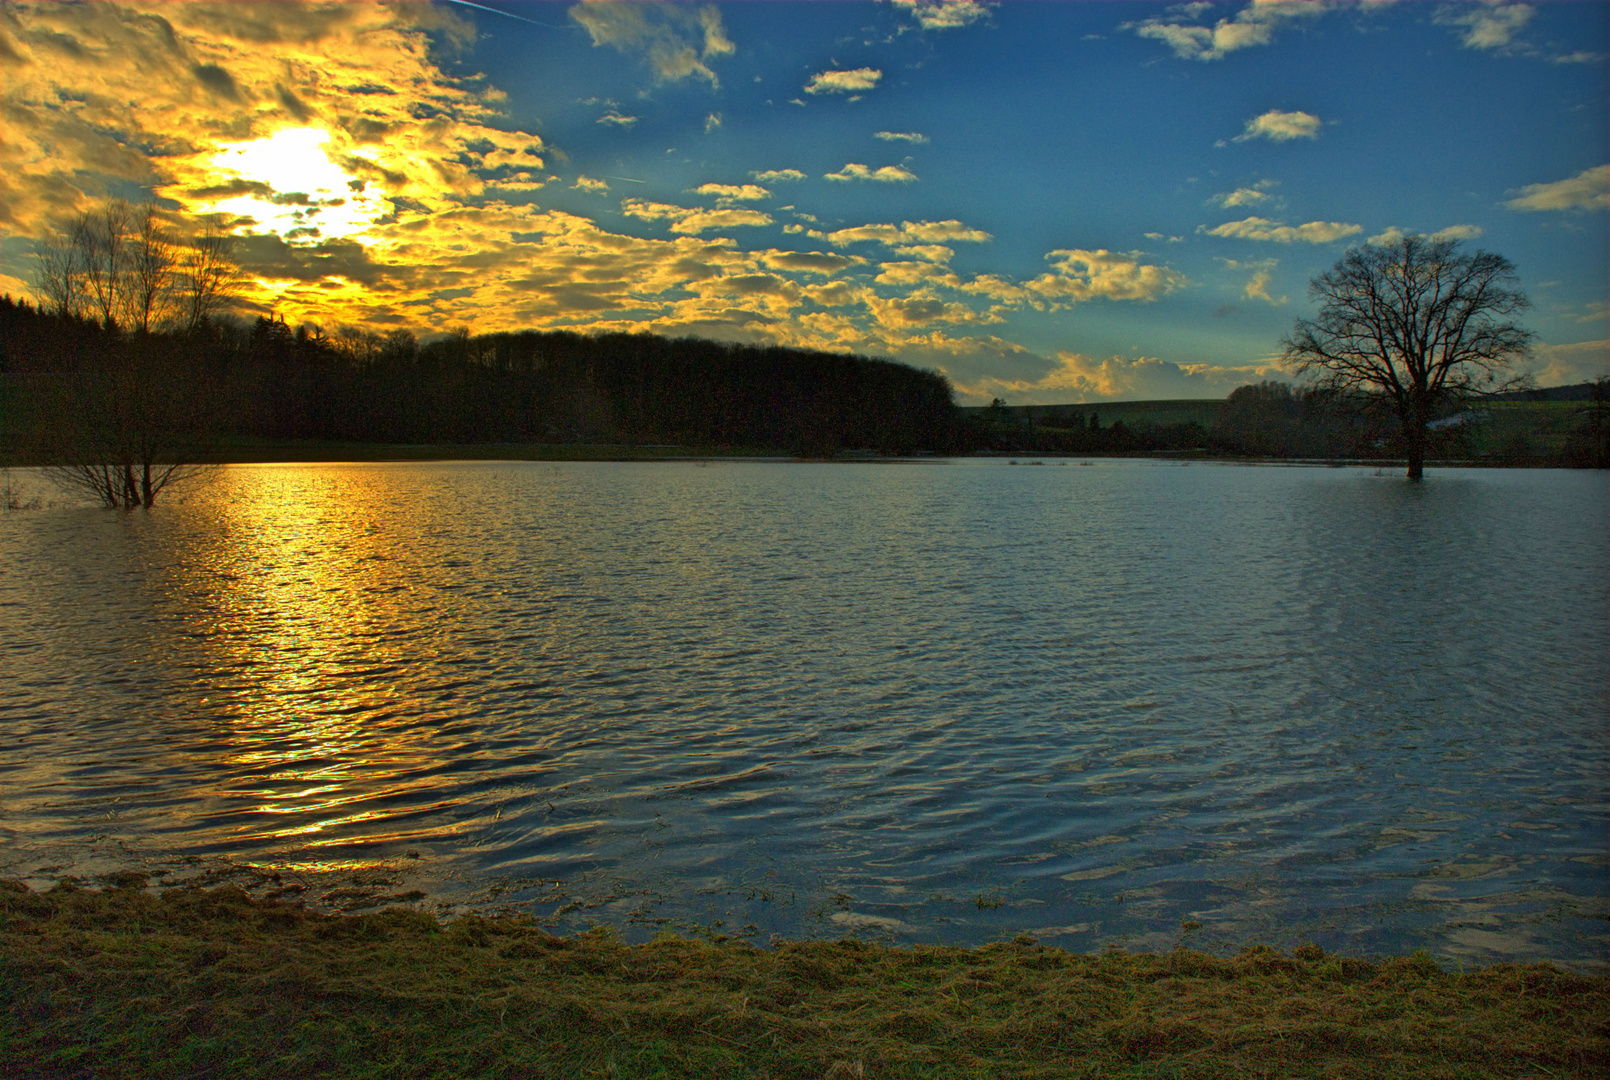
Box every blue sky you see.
[3,1,1605,400]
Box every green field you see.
[1460,400,1593,459]
[3,880,1606,1080]
[963,396,1603,462]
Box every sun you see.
[197,127,387,244]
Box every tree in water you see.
[1281,236,1533,479]
[26,200,240,507]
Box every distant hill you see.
[1489,382,1604,402]
[961,382,1603,415]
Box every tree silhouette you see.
[1282,236,1533,479]
[22,200,242,506]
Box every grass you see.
[4,880,1606,1079]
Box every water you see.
[1,459,1605,969]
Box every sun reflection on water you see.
[162,467,459,854]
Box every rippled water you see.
[1,460,1605,968]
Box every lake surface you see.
[1,459,1605,969]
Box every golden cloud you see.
[1505,165,1610,212]
[953,349,1287,405]
[1234,109,1322,142]
[1203,217,1362,244]
[891,1,993,32]
[692,183,772,204]
[824,163,918,183]
[569,1,733,87]
[804,67,882,94]
[822,220,993,247]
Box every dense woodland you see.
[0,296,969,459]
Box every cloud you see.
[822,220,993,247]
[693,183,771,204]
[865,292,991,329]
[892,244,954,263]
[952,348,1287,404]
[1033,249,1187,304]
[1505,165,1609,212]
[573,176,610,193]
[0,0,539,241]
[1367,224,1485,245]
[569,1,734,86]
[889,0,994,31]
[825,163,918,183]
[191,62,242,101]
[1244,269,1285,305]
[1129,1,1329,62]
[804,67,882,94]
[597,111,638,127]
[1213,185,1276,208]
[763,251,856,276]
[752,168,807,183]
[895,333,1057,391]
[875,131,929,144]
[1529,339,1608,386]
[1204,217,1362,244]
[1233,110,1321,143]
[622,198,772,235]
[1560,300,1608,325]
[1434,2,1533,50]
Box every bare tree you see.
[1282,235,1533,479]
[177,219,240,335]
[30,226,87,320]
[25,199,240,507]
[35,338,220,508]
[127,203,178,334]
[79,200,133,328]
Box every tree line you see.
[971,380,1607,467]
[1,297,973,493]
[4,206,1603,507]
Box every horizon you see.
[2,0,1605,404]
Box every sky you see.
[2,0,1605,403]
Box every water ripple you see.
[0,460,1604,968]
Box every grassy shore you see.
[3,880,1605,1079]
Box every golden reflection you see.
[158,466,463,855]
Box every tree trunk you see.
[1404,395,1430,480]
[1404,418,1428,479]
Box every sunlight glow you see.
[201,127,386,243]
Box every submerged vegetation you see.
[4,879,1606,1079]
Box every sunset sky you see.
[2,0,1605,402]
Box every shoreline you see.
[4,877,1606,1079]
[1,440,1570,469]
